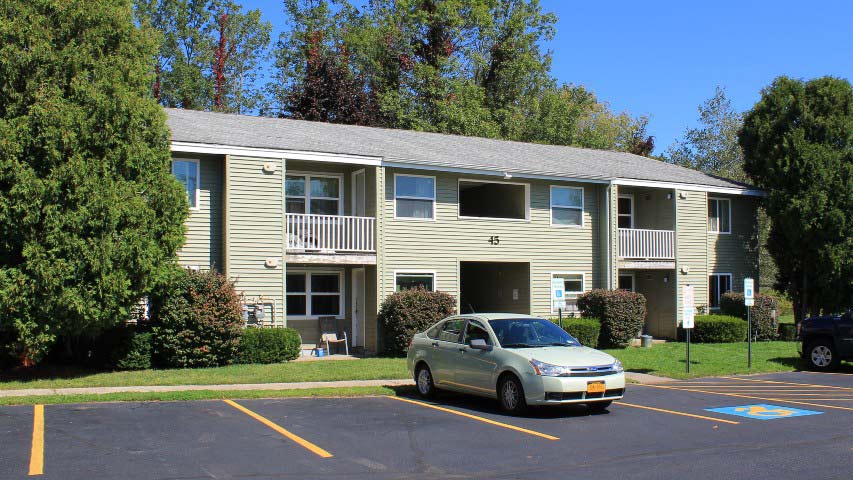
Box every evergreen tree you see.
[739,76,853,320]
[0,0,188,364]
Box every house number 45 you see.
[488,236,500,245]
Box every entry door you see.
[351,268,366,347]
[352,170,366,217]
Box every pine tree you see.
[0,0,188,365]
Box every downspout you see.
[606,181,613,290]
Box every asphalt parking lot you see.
[1,371,851,479]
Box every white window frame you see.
[285,270,345,319]
[618,272,636,292]
[285,172,344,216]
[708,273,733,310]
[393,270,438,292]
[708,197,732,234]
[457,178,531,222]
[394,173,436,220]
[550,271,585,313]
[550,185,584,227]
[172,158,200,210]
[618,194,634,229]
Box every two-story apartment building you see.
[166,108,762,353]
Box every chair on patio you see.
[319,316,349,355]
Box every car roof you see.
[458,313,545,321]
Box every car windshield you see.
[488,318,580,348]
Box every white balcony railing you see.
[286,213,375,253]
[618,228,675,260]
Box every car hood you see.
[503,345,616,367]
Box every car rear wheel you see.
[586,400,613,414]
[498,374,527,415]
[806,340,841,371]
[415,364,436,398]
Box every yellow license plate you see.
[587,381,606,394]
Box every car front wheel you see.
[498,374,527,415]
[415,364,436,398]
[806,340,840,371]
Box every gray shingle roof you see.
[166,108,754,190]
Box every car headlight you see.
[529,359,572,377]
[612,360,624,373]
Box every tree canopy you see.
[739,76,853,319]
[0,0,189,364]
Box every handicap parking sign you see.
[706,404,822,420]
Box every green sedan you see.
[406,313,625,414]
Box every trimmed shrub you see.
[90,325,153,370]
[720,292,779,341]
[237,327,301,364]
[553,317,601,348]
[379,287,457,356]
[150,268,244,368]
[577,289,646,348]
[690,315,748,343]
[763,289,793,317]
[778,323,797,341]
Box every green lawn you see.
[0,342,805,400]
[0,358,408,391]
[778,313,795,324]
[604,341,801,379]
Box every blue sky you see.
[244,0,852,153]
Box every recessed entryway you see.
[459,261,530,315]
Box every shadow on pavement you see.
[386,385,610,419]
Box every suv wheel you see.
[498,374,528,415]
[415,364,436,398]
[806,340,841,371]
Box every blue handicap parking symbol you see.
[706,404,822,420]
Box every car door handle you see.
[431,342,439,347]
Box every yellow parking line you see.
[28,404,44,476]
[385,396,559,441]
[636,384,853,412]
[223,400,333,458]
[720,377,853,391]
[616,402,740,425]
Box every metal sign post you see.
[551,278,566,329]
[682,285,695,374]
[744,278,754,369]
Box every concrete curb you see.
[0,379,416,398]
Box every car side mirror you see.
[469,338,492,351]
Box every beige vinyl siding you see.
[379,168,604,317]
[176,154,223,270]
[227,155,285,325]
[675,190,709,338]
[707,195,759,296]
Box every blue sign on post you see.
[706,404,822,420]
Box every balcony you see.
[618,228,675,266]
[285,214,376,264]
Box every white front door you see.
[352,170,366,217]
[352,268,366,347]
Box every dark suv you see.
[798,309,853,370]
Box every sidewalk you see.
[0,379,415,398]
[0,371,673,398]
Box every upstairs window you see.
[286,174,341,215]
[172,159,200,209]
[618,195,634,228]
[708,197,731,233]
[551,186,583,226]
[459,180,528,220]
[395,174,435,219]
